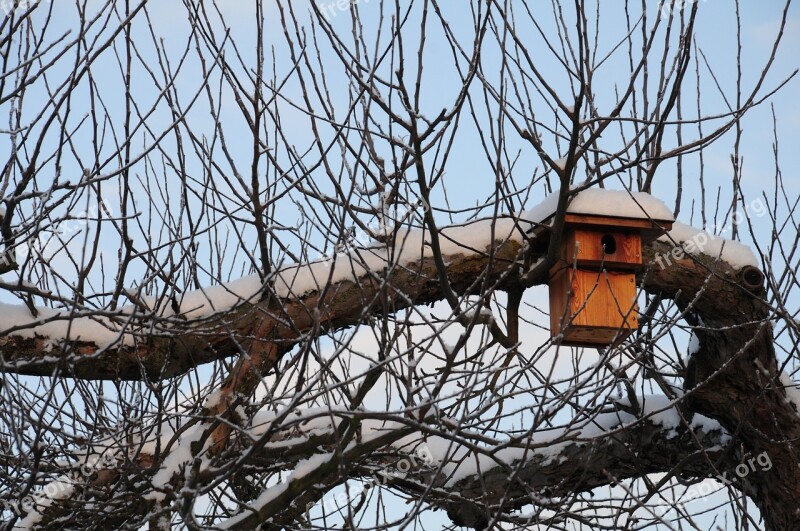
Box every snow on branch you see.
[5,189,769,386]
[32,400,723,530]
[217,400,728,528]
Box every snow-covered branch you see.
[0,190,676,380]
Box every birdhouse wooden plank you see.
[549,267,638,346]
[544,211,672,347]
[558,228,641,270]
[561,213,667,242]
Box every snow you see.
[15,476,76,529]
[203,389,226,410]
[418,395,721,486]
[613,394,723,439]
[174,275,265,319]
[0,217,527,347]
[780,372,800,415]
[0,188,685,348]
[638,395,681,432]
[688,331,701,355]
[146,424,208,502]
[273,214,530,298]
[18,391,727,527]
[554,156,568,171]
[580,410,635,436]
[273,188,672,300]
[690,413,725,434]
[248,406,353,440]
[521,188,674,226]
[613,394,685,434]
[219,453,331,529]
[245,406,568,486]
[243,393,723,491]
[559,188,673,221]
[658,221,758,268]
[0,302,134,346]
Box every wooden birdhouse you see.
[545,212,672,347]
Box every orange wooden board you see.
[562,213,672,244]
[556,326,634,347]
[528,214,673,252]
[559,228,642,270]
[549,267,638,346]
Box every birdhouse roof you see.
[523,188,674,243]
[523,188,674,225]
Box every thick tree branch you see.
[6,206,799,530]
[0,234,530,380]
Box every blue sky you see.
[1,1,798,528]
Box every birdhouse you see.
[546,212,672,347]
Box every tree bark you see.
[644,241,800,530]
[3,230,797,530]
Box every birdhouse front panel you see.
[549,267,638,346]
[559,228,642,270]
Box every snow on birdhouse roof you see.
[521,188,675,225]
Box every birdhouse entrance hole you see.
[601,234,616,254]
